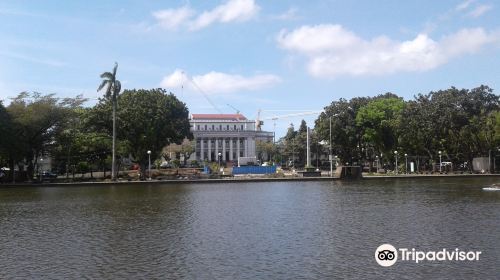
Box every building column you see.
[229,138,233,161]
[222,138,226,161]
[208,139,212,161]
[237,138,240,159]
[200,138,204,161]
[244,138,249,157]
[215,138,218,162]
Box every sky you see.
[1,0,499,137]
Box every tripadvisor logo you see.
[375,244,482,267]
[375,244,398,267]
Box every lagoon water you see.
[0,178,499,279]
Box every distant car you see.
[160,162,172,169]
[40,171,58,179]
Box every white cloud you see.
[152,6,195,30]
[0,50,65,67]
[160,69,281,94]
[456,0,476,11]
[152,0,259,31]
[277,24,500,78]
[190,0,259,30]
[271,7,299,21]
[468,4,493,17]
[160,69,190,88]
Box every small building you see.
[190,114,273,163]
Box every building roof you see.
[191,114,248,121]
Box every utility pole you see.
[306,127,311,167]
[329,116,333,177]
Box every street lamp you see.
[329,116,333,177]
[147,150,151,180]
[376,155,379,172]
[218,152,222,171]
[394,151,398,174]
[39,158,43,182]
[405,153,408,174]
[438,151,442,173]
[380,153,383,171]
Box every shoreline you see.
[1,173,499,187]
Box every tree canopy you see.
[89,88,192,178]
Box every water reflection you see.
[0,178,499,279]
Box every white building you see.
[190,114,274,162]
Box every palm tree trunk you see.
[112,99,116,181]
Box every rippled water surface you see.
[1,177,499,279]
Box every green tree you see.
[399,86,499,170]
[97,62,121,180]
[91,88,192,179]
[256,140,277,162]
[356,96,404,156]
[0,101,12,173]
[281,124,298,167]
[164,139,195,166]
[314,97,370,164]
[7,92,86,181]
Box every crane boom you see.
[184,71,223,114]
[263,111,323,121]
[227,104,240,114]
[256,110,323,130]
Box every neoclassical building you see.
[190,114,274,162]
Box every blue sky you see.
[1,0,499,137]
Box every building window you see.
[197,125,200,130]
[241,125,244,130]
[227,125,229,130]
[212,125,215,130]
[234,125,236,130]
[205,124,207,130]
[219,124,222,130]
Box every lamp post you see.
[329,116,333,177]
[218,152,222,171]
[438,151,442,173]
[380,153,383,171]
[394,151,398,174]
[147,150,151,180]
[405,153,408,174]
[376,155,379,172]
[39,157,43,182]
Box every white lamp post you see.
[438,151,442,173]
[218,152,222,170]
[39,158,43,181]
[376,155,379,172]
[329,116,333,177]
[147,150,151,180]
[405,153,408,174]
[394,151,398,174]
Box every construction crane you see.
[227,104,240,114]
[182,71,223,114]
[256,109,323,131]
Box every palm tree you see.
[97,62,121,181]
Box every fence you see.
[232,166,277,175]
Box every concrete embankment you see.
[1,173,500,187]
